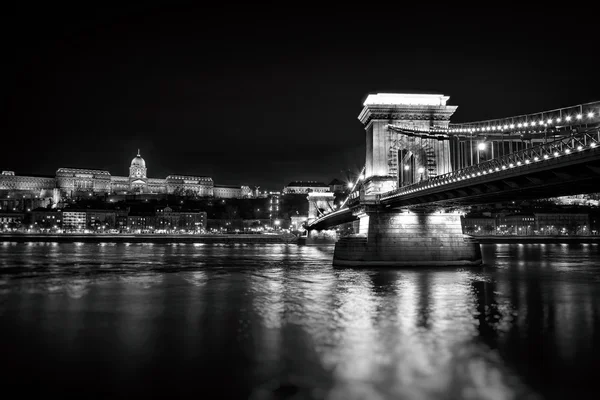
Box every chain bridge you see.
[306,93,600,266]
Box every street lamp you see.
[417,167,425,182]
[477,142,486,163]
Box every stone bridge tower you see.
[307,192,336,224]
[358,93,457,195]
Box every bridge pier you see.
[304,229,338,245]
[333,209,481,267]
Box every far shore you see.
[0,233,299,244]
[1,233,599,245]
[472,235,600,244]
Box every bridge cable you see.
[339,164,366,210]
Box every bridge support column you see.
[306,192,336,225]
[304,229,338,245]
[333,209,481,266]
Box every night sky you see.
[3,3,599,190]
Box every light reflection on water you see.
[0,242,599,399]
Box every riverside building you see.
[0,150,251,204]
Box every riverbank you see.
[3,233,598,245]
[0,233,299,244]
[472,235,600,244]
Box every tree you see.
[225,205,238,221]
[566,221,579,235]
[183,189,198,199]
[172,187,185,197]
[7,219,22,231]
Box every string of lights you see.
[449,101,599,134]
[383,102,600,137]
[381,128,600,201]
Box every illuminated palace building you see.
[0,150,251,208]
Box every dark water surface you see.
[1,242,599,399]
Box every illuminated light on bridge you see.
[565,149,571,154]
[576,114,583,120]
[566,116,572,121]
[554,152,560,157]
[589,112,595,118]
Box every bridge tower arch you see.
[358,93,457,194]
[329,93,481,266]
[307,192,336,224]
[305,192,338,244]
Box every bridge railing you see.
[380,127,600,201]
[448,101,600,135]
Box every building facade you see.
[62,211,87,231]
[0,150,229,201]
[156,206,207,231]
[328,179,346,193]
[213,185,243,199]
[283,181,330,194]
[534,213,590,235]
[462,216,496,235]
[30,209,63,230]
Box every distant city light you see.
[477,142,486,151]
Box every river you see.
[1,242,599,399]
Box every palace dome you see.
[131,150,146,168]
